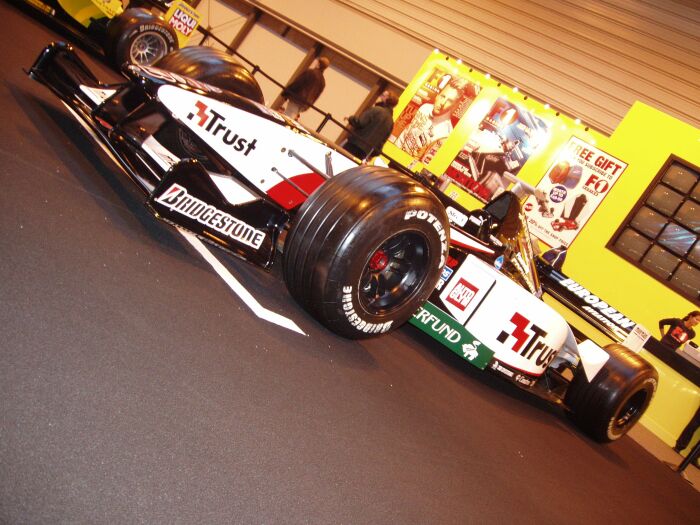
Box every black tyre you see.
[564,344,658,442]
[154,46,265,104]
[105,8,177,68]
[283,166,449,339]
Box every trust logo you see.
[186,100,258,156]
[188,100,210,127]
[496,312,556,367]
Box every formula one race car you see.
[15,0,178,66]
[28,42,657,442]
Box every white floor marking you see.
[179,229,307,336]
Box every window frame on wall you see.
[608,156,700,306]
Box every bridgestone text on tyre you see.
[283,166,449,339]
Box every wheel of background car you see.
[105,8,177,68]
[282,165,449,339]
[564,343,658,442]
[154,46,265,104]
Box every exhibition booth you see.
[383,51,700,446]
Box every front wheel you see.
[283,166,449,339]
[564,344,657,442]
[154,46,265,104]
[105,8,177,67]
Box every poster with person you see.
[523,136,627,248]
[444,97,550,202]
[389,68,479,164]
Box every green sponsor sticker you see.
[410,301,494,369]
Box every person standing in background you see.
[282,57,330,120]
[343,91,399,161]
[674,405,700,467]
[658,311,700,350]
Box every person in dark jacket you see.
[658,310,700,350]
[282,57,330,120]
[343,91,399,160]
[673,405,700,467]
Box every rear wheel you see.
[105,8,177,68]
[282,166,449,339]
[564,344,657,442]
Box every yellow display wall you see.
[384,52,700,445]
[576,103,700,444]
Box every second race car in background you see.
[14,0,184,66]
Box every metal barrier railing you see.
[193,26,347,136]
[141,0,397,162]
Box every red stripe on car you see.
[267,172,326,210]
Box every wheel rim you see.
[129,32,168,66]
[612,389,647,433]
[359,231,430,314]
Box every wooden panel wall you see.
[333,0,700,134]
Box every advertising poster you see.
[523,137,627,248]
[388,68,480,164]
[165,0,202,46]
[444,97,550,202]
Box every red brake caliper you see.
[369,249,389,272]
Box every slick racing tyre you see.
[155,46,265,104]
[105,8,177,68]
[283,166,449,339]
[564,344,657,442]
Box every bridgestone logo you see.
[341,286,393,334]
[155,183,265,249]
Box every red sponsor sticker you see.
[446,278,479,311]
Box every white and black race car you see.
[28,42,657,442]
